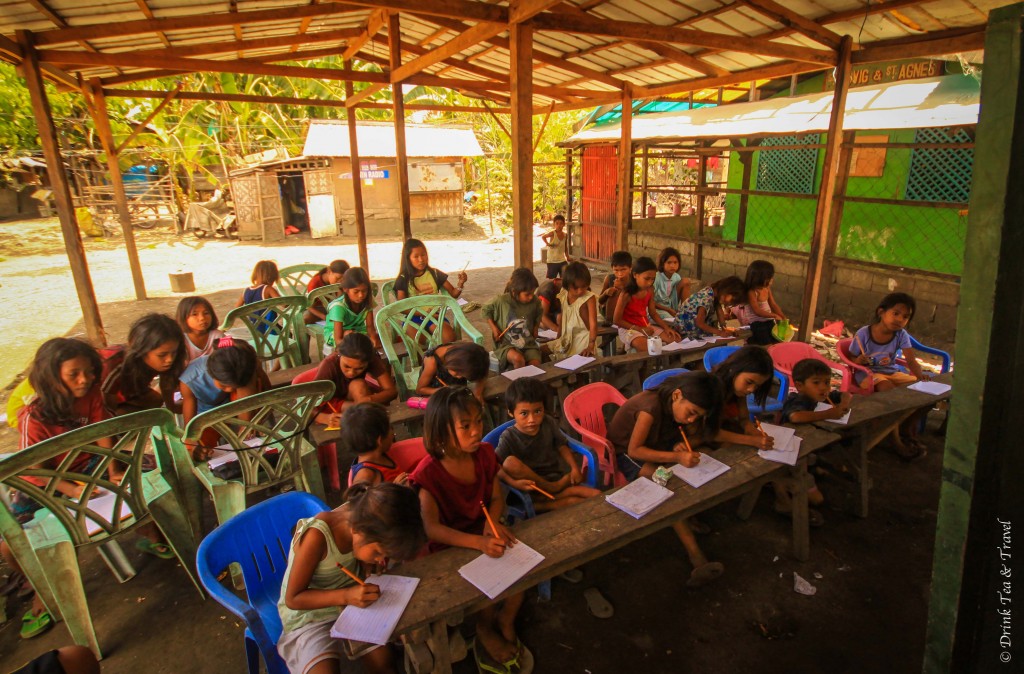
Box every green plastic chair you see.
[180,381,334,528]
[0,408,202,658]
[221,295,309,368]
[275,264,323,296]
[380,279,397,305]
[306,283,343,358]
[374,295,483,400]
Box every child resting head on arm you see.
[415,341,490,403]
[340,402,407,488]
[309,332,398,428]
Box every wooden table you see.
[381,424,839,673]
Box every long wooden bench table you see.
[377,424,840,673]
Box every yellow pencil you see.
[337,563,364,586]
[480,501,500,539]
[678,426,695,454]
[530,484,555,499]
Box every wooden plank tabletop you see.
[813,371,953,431]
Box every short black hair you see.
[442,342,490,381]
[744,260,775,290]
[337,332,375,363]
[339,402,390,458]
[344,482,426,561]
[553,214,566,223]
[423,386,483,459]
[505,377,548,412]
[792,358,832,383]
[207,342,258,388]
[657,247,682,273]
[712,345,775,406]
[563,261,591,289]
[874,292,916,324]
[610,250,632,268]
[505,267,539,298]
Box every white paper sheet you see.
[757,423,802,466]
[907,381,952,395]
[661,341,687,352]
[537,328,558,340]
[679,338,708,349]
[500,365,546,381]
[605,477,673,519]
[457,297,469,307]
[458,542,545,600]
[71,490,133,536]
[330,574,420,645]
[815,402,852,425]
[671,453,731,488]
[208,437,264,469]
[554,354,596,371]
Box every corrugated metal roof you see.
[303,121,484,158]
[564,74,980,145]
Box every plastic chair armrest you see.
[567,438,600,489]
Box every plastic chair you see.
[197,491,329,674]
[221,295,309,369]
[305,283,343,358]
[181,381,334,528]
[562,383,627,488]
[0,409,202,658]
[768,342,854,394]
[703,346,788,417]
[345,437,429,488]
[834,339,876,395]
[380,279,397,305]
[641,368,690,390]
[374,295,484,400]
[276,264,323,296]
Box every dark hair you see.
[442,342,490,381]
[207,342,258,388]
[744,260,775,291]
[504,377,548,412]
[657,247,682,273]
[337,332,375,363]
[610,250,633,268]
[341,267,371,312]
[251,260,279,286]
[553,214,566,224]
[505,267,539,298]
[655,371,724,442]
[874,292,916,324]
[398,237,429,282]
[120,313,186,399]
[712,346,775,406]
[423,386,483,459]
[792,357,832,384]
[322,259,350,277]
[344,482,426,561]
[339,402,391,458]
[562,261,591,290]
[625,256,657,295]
[175,296,219,334]
[710,276,746,305]
[28,338,102,426]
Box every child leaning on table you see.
[409,387,531,672]
[277,482,426,674]
[780,358,852,425]
[305,333,398,428]
[483,267,544,371]
[341,402,409,488]
[496,378,601,511]
[415,341,490,404]
[597,249,632,322]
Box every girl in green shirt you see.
[324,267,379,355]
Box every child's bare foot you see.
[808,487,825,507]
[476,622,517,664]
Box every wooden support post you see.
[388,14,412,240]
[797,35,852,341]
[615,85,633,252]
[640,144,649,217]
[85,80,147,301]
[565,148,574,255]
[345,77,370,272]
[814,130,855,319]
[693,150,708,279]
[735,140,757,246]
[925,6,1024,671]
[510,22,533,269]
[16,30,105,344]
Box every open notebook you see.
[330,574,420,646]
[605,477,673,518]
[459,542,545,600]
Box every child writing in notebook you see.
[848,292,931,458]
[304,259,349,324]
[324,267,378,355]
[497,378,600,511]
[394,238,467,343]
[780,358,852,425]
[607,372,725,586]
[415,341,490,403]
[736,260,786,345]
[176,296,225,364]
[306,333,398,428]
[340,402,408,487]
[654,247,691,320]
[410,387,529,672]
[277,482,426,674]
[674,276,745,340]
[483,267,544,371]
[597,250,632,322]
[547,261,599,359]
[102,313,187,415]
[613,256,680,352]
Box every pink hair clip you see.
[217,335,235,348]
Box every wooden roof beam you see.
[390,22,505,83]
[509,0,564,24]
[111,28,362,62]
[344,82,388,107]
[324,0,507,24]
[27,0,125,74]
[739,0,842,50]
[342,8,390,60]
[851,25,986,64]
[369,34,507,82]
[133,0,171,47]
[0,33,78,89]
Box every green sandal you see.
[20,609,53,639]
[136,538,175,560]
[473,637,517,674]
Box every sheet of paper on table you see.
[501,365,546,381]
[907,381,952,395]
[815,402,852,424]
[605,477,673,519]
[671,453,731,488]
[661,341,687,352]
[554,354,596,371]
[537,328,558,340]
[459,542,545,600]
[209,437,264,469]
[757,423,802,466]
[330,574,420,645]
[71,490,133,536]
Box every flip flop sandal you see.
[896,440,927,461]
[686,561,725,588]
[508,641,534,674]
[136,538,175,560]
[583,587,614,619]
[20,609,53,639]
[473,638,513,674]
[558,568,584,583]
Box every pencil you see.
[327,401,340,414]
[530,484,555,499]
[337,563,365,586]
[495,323,513,342]
[678,426,694,454]
[480,501,500,538]
[754,419,768,436]
[854,333,868,359]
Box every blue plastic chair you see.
[196,492,329,674]
[642,368,690,390]
[907,336,952,374]
[703,345,788,418]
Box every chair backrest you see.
[221,295,308,367]
[642,368,690,391]
[563,383,626,440]
[380,279,397,305]
[183,381,334,491]
[484,420,599,488]
[276,264,323,296]
[834,338,875,394]
[703,345,741,372]
[908,336,952,373]
[196,491,328,654]
[374,295,483,400]
[306,283,343,313]
[0,408,178,547]
[389,438,429,473]
[770,341,852,393]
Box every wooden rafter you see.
[740,0,843,50]
[0,33,77,88]
[26,0,124,74]
[509,0,564,24]
[344,82,388,107]
[390,22,505,83]
[134,0,171,47]
[342,8,390,60]
[110,28,362,62]
[115,81,184,154]
[228,0,244,45]
[326,0,507,24]
[851,25,986,64]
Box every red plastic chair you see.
[767,342,856,394]
[835,338,876,395]
[346,437,428,488]
[562,382,627,488]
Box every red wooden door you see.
[580,144,618,261]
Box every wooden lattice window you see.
[905,127,974,204]
[755,134,820,194]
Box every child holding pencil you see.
[483,267,544,371]
[410,387,531,672]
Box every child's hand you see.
[479,534,507,558]
[458,271,468,286]
[569,466,583,486]
[343,583,381,608]
[191,443,214,462]
[662,328,680,342]
[511,478,536,492]
[328,412,341,428]
[753,433,774,450]
[854,353,871,366]
[838,392,853,410]
[917,371,932,381]
[675,450,700,468]
[394,472,410,487]
[603,287,619,298]
[581,344,595,357]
